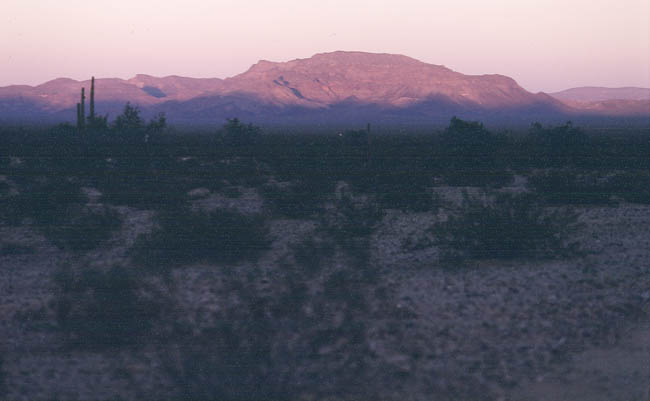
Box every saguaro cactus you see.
[89,77,95,120]
[76,103,81,130]
[80,87,85,130]
[366,122,372,168]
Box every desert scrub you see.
[165,257,380,400]
[0,355,5,396]
[437,117,513,187]
[2,177,86,226]
[323,191,384,242]
[369,171,437,212]
[98,164,189,210]
[0,181,10,197]
[42,206,122,251]
[1,242,35,256]
[441,168,514,188]
[320,189,384,268]
[2,177,122,250]
[607,170,650,204]
[433,191,579,262]
[528,169,616,206]
[54,265,163,348]
[261,179,333,218]
[132,207,270,269]
[164,290,288,400]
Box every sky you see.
[1,0,649,92]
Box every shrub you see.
[3,177,86,226]
[323,193,383,241]
[0,181,10,197]
[221,118,261,149]
[165,260,377,399]
[440,168,514,188]
[438,117,513,187]
[54,265,162,348]
[111,103,166,142]
[2,178,121,250]
[433,191,579,261]
[132,208,270,269]
[607,170,650,204]
[321,191,384,268]
[98,157,189,210]
[161,189,385,397]
[42,207,122,251]
[529,169,615,205]
[529,121,588,167]
[262,179,332,218]
[0,355,5,396]
[292,236,336,275]
[368,170,436,211]
[165,293,289,400]
[221,156,268,187]
[100,177,188,210]
[1,243,35,256]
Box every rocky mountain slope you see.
[0,52,646,125]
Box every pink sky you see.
[2,0,649,92]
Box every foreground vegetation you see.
[1,108,649,398]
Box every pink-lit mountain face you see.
[0,51,645,125]
[219,51,557,109]
[0,75,224,110]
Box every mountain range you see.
[1,51,648,126]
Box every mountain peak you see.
[246,51,448,74]
[230,51,532,108]
[2,51,644,125]
[309,50,423,64]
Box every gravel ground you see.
[0,194,648,400]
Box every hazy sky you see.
[2,0,649,92]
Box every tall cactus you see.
[80,87,86,130]
[76,103,81,130]
[366,122,372,168]
[89,77,95,120]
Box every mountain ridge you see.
[550,87,650,102]
[0,51,647,125]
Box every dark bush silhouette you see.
[132,208,270,269]
[434,192,579,262]
[111,103,167,142]
[166,248,380,400]
[54,265,163,348]
[0,355,5,397]
[3,177,121,250]
[113,103,144,134]
[367,164,436,211]
[165,291,289,400]
[529,169,615,205]
[86,114,109,133]
[441,117,496,149]
[324,193,383,268]
[42,207,122,251]
[3,177,86,226]
[1,243,35,256]
[438,117,512,187]
[529,121,588,167]
[221,118,261,148]
[262,179,333,218]
[608,170,650,204]
[98,158,190,210]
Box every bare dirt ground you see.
[0,190,648,400]
[511,318,650,401]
